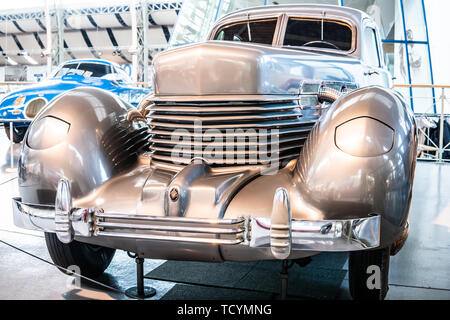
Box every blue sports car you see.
[0,59,150,142]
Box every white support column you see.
[140,1,149,84]
[130,0,149,84]
[55,4,64,66]
[130,0,139,83]
[45,0,64,76]
[439,88,446,162]
[45,0,53,76]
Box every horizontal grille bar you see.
[148,100,316,167]
[94,213,246,245]
[150,119,312,129]
[150,153,301,165]
[95,221,245,235]
[151,126,313,137]
[151,134,308,148]
[150,103,298,113]
[94,230,244,245]
[95,213,245,224]
[148,111,302,123]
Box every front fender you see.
[18,87,150,205]
[226,86,417,247]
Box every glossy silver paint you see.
[153,5,390,97]
[14,4,417,262]
[18,87,150,205]
[12,192,381,259]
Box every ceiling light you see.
[6,57,18,65]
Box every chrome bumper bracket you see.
[270,188,292,260]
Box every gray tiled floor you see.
[0,133,449,300]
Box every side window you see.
[213,19,278,45]
[363,27,381,67]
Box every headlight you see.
[25,98,47,118]
[335,117,394,157]
[27,116,70,150]
[12,95,26,106]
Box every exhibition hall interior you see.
[0,0,448,301]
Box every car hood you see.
[153,41,362,96]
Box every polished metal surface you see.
[12,192,380,257]
[153,41,382,97]
[252,215,380,252]
[1,158,449,299]
[269,188,292,260]
[226,87,417,247]
[152,5,390,98]
[148,99,316,168]
[18,87,150,205]
[54,178,74,243]
[14,4,416,262]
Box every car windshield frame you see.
[208,14,357,55]
[281,16,355,53]
[50,62,116,79]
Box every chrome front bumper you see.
[12,191,380,259]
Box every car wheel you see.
[348,247,390,300]
[44,232,116,279]
[4,125,27,143]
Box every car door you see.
[361,23,391,87]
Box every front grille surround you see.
[148,100,317,168]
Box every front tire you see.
[348,247,390,300]
[4,125,27,143]
[45,232,116,279]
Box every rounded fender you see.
[294,86,418,246]
[18,87,150,205]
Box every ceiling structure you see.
[0,1,182,66]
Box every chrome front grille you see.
[148,100,317,167]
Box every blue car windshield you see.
[52,62,114,78]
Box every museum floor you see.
[0,132,449,300]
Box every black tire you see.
[348,247,390,300]
[44,232,116,279]
[4,125,27,143]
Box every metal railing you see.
[394,84,450,163]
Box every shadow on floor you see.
[146,252,349,300]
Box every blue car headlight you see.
[335,117,394,157]
[25,97,47,118]
[27,116,70,149]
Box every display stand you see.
[125,254,156,299]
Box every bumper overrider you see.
[13,179,380,260]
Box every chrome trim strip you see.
[12,197,380,252]
[144,94,297,103]
[95,213,245,225]
[95,221,245,234]
[94,230,244,245]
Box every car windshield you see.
[52,62,114,78]
[213,18,277,45]
[283,18,353,51]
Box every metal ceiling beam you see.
[0,2,182,21]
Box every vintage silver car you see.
[12,4,417,300]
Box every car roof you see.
[216,4,369,26]
[62,58,115,66]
